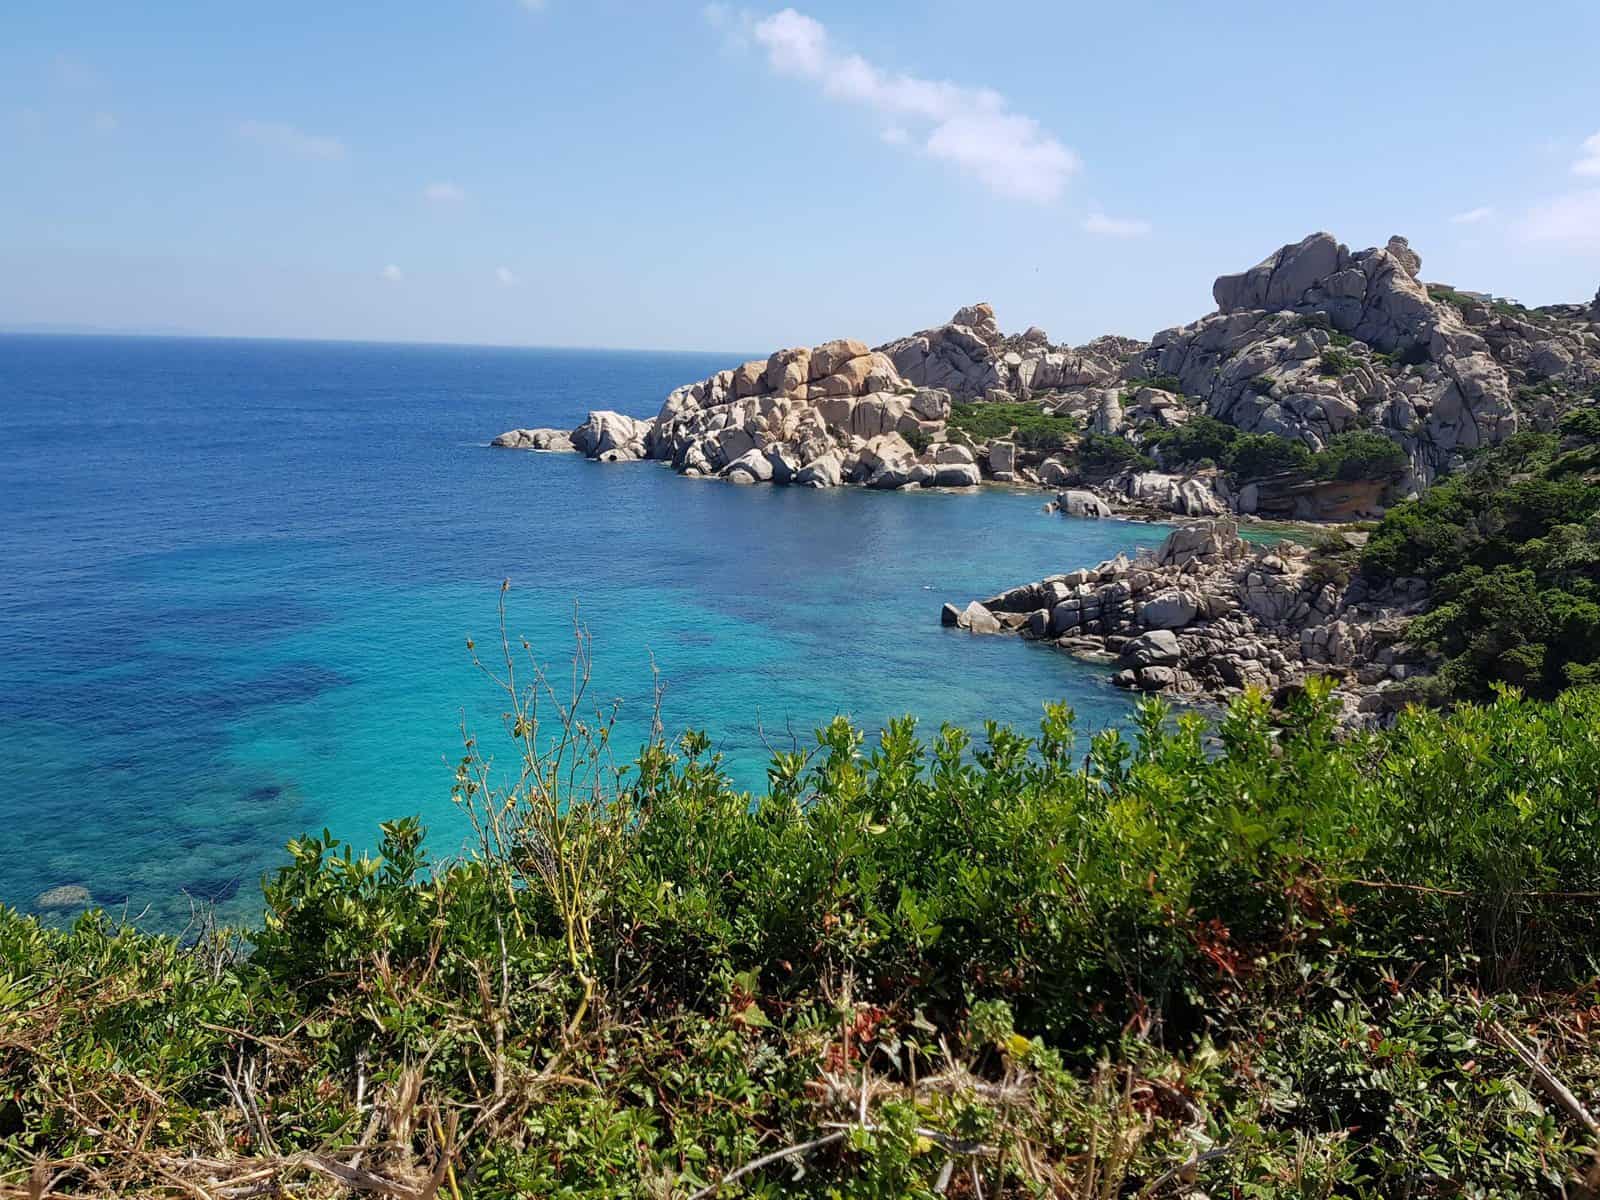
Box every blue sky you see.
[3,1,1598,351]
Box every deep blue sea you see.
[0,335,1169,929]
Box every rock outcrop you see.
[497,338,977,490]
[493,230,1600,517]
[643,342,962,490]
[1140,231,1531,490]
[1051,489,1113,519]
[491,427,579,451]
[572,411,655,462]
[946,520,1434,726]
[877,306,1139,402]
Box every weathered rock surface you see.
[493,334,1017,491]
[573,410,655,461]
[492,230,1600,522]
[1053,489,1113,519]
[491,427,579,451]
[878,306,1139,403]
[1137,231,1551,489]
[945,519,1435,727]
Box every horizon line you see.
[0,326,758,360]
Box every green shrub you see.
[947,401,1077,450]
[1226,432,1312,479]
[1311,430,1409,482]
[1147,414,1239,471]
[1559,405,1600,442]
[7,680,1600,1197]
[1362,433,1600,700]
[1123,373,1184,394]
[1076,432,1153,478]
[1319,347,1358,376]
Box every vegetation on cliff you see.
[5,606,1600,1197]
[1144,416,1409,489]
[1362,422,1600,702]
[947,401,1079,451]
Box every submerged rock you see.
[35,884,92,910]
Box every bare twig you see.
[1487,1021,1600,1139]
[1341,878,1600,900]
[686,1130,847,1200]
[1134,1146,1234,1199]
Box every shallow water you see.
[0,334,1170,928]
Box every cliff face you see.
[494,231,1600,515]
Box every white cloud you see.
[92,111,118,134]
[1082,212,1152,237]
[1516,190,1600,251]
[423,181,466,203]
[382,264,403,283]
[1449,205,1494,225]
[495,266,518,286]
[1574,131,1600,177]
[238,119,345,160]
[743,7,1078,203]
[754,8,827,75]
[879,125,909,146]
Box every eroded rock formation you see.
[947,520,1434,726]
[492,231,1599,518]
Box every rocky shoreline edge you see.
[943,518,1429,728]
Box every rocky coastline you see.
[943,519,1431,726]
[492,231,1599,719]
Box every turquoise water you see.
[0,335,1168,929]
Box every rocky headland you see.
[493,232,1599,718]
[494,230,1599,519]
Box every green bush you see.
[1363,432,1600,700]
[1146,414,1239,471]
[6,680,1600,1197]
[947,401,1077,451]
[1319,347,1358,376]
[1123,373,1184,394]
[1152,420,1352,484]
[1076,432,1153,478]
[1311,430,1409,482]
[1559,405,1600,442]
[1226,432,1312,479]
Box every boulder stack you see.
[944,520,1434,727]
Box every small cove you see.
[0,334,1170,928]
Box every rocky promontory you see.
[493,230,1599,524]
[945,519,1433,726]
